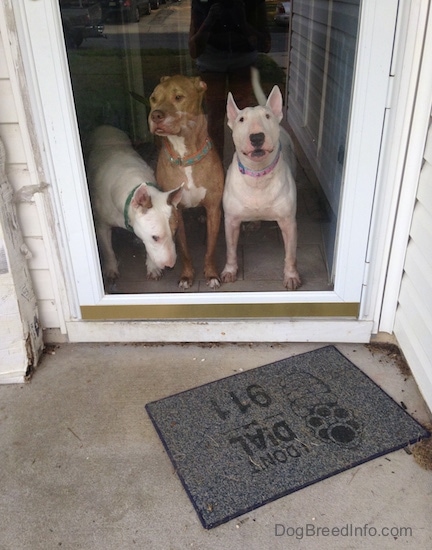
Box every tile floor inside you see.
[104,144,333,295]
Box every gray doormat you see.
[145,346,429,529]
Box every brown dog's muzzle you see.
[150,110,165,123]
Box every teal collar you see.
[163,137,213,166]
[123,182,160,232]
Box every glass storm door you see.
[15,0,400,321]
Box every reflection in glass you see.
[60,0,360,295]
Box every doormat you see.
[145,346,429,529]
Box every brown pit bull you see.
[148,75,224,290]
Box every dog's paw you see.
[206,276,221,290]
[104,268,119,293]
[284,273,302,290]
[221,267,238,284]
[104,266,119,282]
[147,268,163,281]
[178,277,194,290]
[146,257,164,280]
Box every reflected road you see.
[85,0,288,67]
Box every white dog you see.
[87,125,183,282]
[221,74,301,290]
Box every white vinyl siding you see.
[394,115,432,406]
[0,23,61,331]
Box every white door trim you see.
[64,318,374,344]
[9,0,401,340]
[379,0,432,333]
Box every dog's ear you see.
[167,184,183,208]
[192,77,207,94]
[131,184,153,210]
[266,86,283,123]
[226,92,240,129]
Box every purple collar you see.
[237,143,282,177]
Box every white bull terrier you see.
[221,78,301,290]
[87,125,183,283]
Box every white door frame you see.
[356,0,432,334]
[9,0,413,342]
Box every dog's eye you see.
[152,235,160,242]
[174,94,184,102]
[239,116,244,122]
[265,114,270,119]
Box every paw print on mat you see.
[282,372,362,447]
[306,404,362,446]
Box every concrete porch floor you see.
[0,341,431,550]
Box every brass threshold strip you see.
[81,302,360,321]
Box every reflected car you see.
[274,1,292,26]
[60,1,105,48]
[100,0,151,23]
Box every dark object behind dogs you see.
[189,0,271,158]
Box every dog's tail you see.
[251,66,267,107]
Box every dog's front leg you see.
[221,214,241,283]
[176,211,195,290]
[204,204,222,289]
[278,217,301,290]
[96,222,119,282]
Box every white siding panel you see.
[37,299,61,329]
[395,116,432,410]
[16,202,43,237]
[417,163,432,215]
[0,80,18,123]
[5,163,32,191]
[409,202,432,264]
[25,236,49,270]
[0,9,64,345]
[398,279,432,368]
[394,310,432,408]
[423,123,432,164]
[0,37,8,78]
[31,269,55,300]
[395,281,432,399]
[403,241,432,301]
[0,124,26,164]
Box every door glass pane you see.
[287,0,361,275]
[60,0,359,295]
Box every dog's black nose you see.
[151,110,165,122]
[249,132,265,148]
